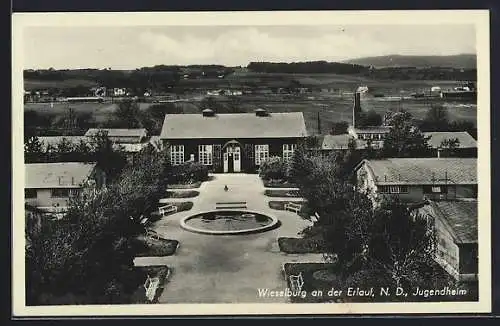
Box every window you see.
[25,189,37,199]
[198,145,213,165]
[51,188,69,198]
[283,144,296,162]
[255,144,269,165]
[423,185,448,194]
[170,145,184,165]
[378,185,409,194]
[69,189,80,197]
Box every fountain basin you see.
[180,210,279,235]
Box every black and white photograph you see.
[12,10,491,316]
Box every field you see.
[24,74,477,135]
[24,78,98,90]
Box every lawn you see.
[166,190,200,198]
[278,237,326,254]
[168,181,202,189]
[262,179,297,188]
[132,235,179,257]
[264,189,301,197]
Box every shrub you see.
[168,162,209,184]
[258,156,288,180]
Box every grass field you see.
[24,74,477,135]
[24,78,98,90]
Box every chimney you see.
[352,92,361,128]
[202,108,215,117]
[255,108,268,117]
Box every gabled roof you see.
[321,134,368,150]
[356,158,477,185]
[160,112,308,139]
[423,131,477,149]
[25,162,97,189]
[85,128,147,139]
[421,200,478,244]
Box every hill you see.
[344,54,476,69]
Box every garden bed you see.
[168,181,202,189]
[131,266,170,304]
[268,200,309,218]
[166,190,200,198]
[264,189,301,197]
[262,179,297,188]
[278,237,326,254]
[132,235,179,257]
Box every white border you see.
[12,10,491,316]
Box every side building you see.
[159,109,308,173]
[414,200,478,282]
[25,162,106,217]
[353,158,477,204]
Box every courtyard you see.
[133,173,323,303]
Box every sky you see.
[23,25,476,70]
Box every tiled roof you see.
[160,112,308,139]
[321,134,367,150]
[361,158,477,185]
[424,200,478,244]
[25,162,97,189]
[423,131,477,149]
[85,128,147,138]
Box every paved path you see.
[136,174,322,303]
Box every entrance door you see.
[223,145,241,173]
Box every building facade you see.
[159,109,308,173]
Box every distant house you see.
[159,109,307,173]
[423,131,477,157]
[321,134,367,151]
[347,125,390,148]
[414,200,478,282]
[25,162,106,216]
[84,128,148,144]
[354,158,477,203]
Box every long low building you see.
[25,162,106,215]
[159,108,307,173]
[354,158,477,203]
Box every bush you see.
[278,237,326,254]
[258,156,288,180]
[168,162,209,184]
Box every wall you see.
[25,188,71,208]
[164,137,303,173]
[458,243,478,280]
[433,215,461,280]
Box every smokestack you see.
[352,92,361,128]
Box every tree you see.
[440,137,460,150]
[88,130,128,182]
[329,121,349,135]
[258,156,288,181]
[357,109,382,127]
[420,105,449,131]
[24,136,44,162]
[382,111,431,158]
[368,199,438,289]
[113,100,142,128]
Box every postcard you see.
[12,10,491,317]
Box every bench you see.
[144,275,160,302]
[145,228,161,240]
[310,212,320,224]
[284,202,302,214]
[215,202,247,209]
[289,272,304,292]
[159,204,177,216]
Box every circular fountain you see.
[180,210,279,235]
